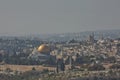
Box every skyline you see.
[0,0,120,36]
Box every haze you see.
[0,0,120,36]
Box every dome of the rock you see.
[37,44,50,53]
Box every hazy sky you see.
[0,0,120,36]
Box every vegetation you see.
[88,64,105,71]
[110,64,120,69]
[0,70,42,80]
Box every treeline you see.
[0,53,56,65]
[70,76,120,80]
[0,70,41,80]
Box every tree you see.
[110,64,120,69]
[32,67,36,71]
[88,64,105,71]
[5,68,12,73]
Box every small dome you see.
[37,44,50,53]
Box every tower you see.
[99,33,104,40]
[56,58,65,73]
[69,55,72,69]
[88,32,95,43]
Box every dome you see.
[37,44,50,53]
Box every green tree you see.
[32,67,36,71]
[88,64,105,71]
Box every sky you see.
[0,0,120,36]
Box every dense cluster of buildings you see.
[0,37,42,56]
[0,34,120,72]
[0,33,120,80]
[26,34,120,72]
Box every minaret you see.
[88,32,95,43]
[56,58,65,73]
[69,55,72,69]
[56,46,65,73]
[92,32,94,38]
[99,33,104,40]
[91,32,95,43]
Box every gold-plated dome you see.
[37,44,50,53]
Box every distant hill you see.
[32,29,120,42]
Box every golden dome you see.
[37,44,50,53]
